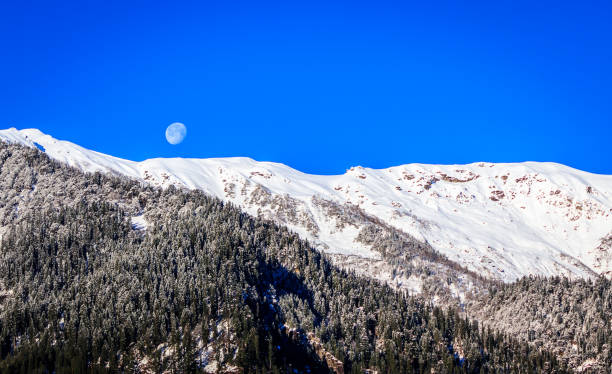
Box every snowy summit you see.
[1,127,611,283]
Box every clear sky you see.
[1,1,611,174]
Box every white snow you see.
[130,215,148,231]
[2,127,612,282]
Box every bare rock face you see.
[307,334,344,374]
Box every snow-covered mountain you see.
[2,127,611,284]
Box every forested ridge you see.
[0,142,606,373]
[468,276,611,372]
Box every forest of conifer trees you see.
[0,142,609,373]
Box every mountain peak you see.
[2,127,611,282]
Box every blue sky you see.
[1,1,611,174]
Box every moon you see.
[165,122,187,145]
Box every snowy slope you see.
[2,127,611,282]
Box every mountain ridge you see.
[2,127,611,284]
[3,138,597,373]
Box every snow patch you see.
[131,215,148,231]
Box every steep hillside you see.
[467,276,612,372]
[1,127,610,286]
[0,141,574,373]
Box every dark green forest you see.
[0,142,608,373]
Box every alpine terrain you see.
[0,128,610,373]
[1,128,611,284]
